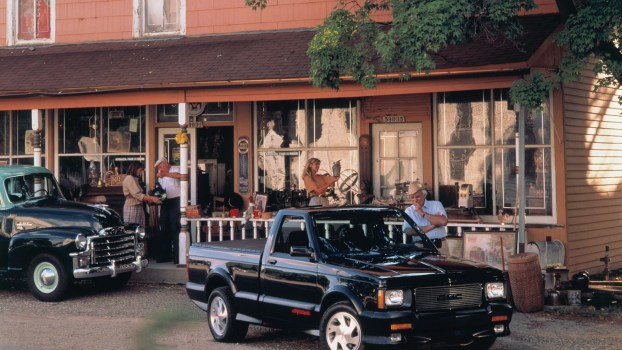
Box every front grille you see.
[90,230,136,266]
[414,283,483,312]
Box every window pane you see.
[0,112,8,156]
[258,100,303,149]
[380,159,398,197]
[18,0,35,40]
[494,89,516,145]
[307,99,357,148]
[36,0,51,38]
[398,130,418,157]
[13,110,45,156]
[145,0,179,33]
[438,148,492,212]
[379,131,398,157]
[526,101,551,145]
[437,91,491,146]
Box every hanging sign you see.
[238,137,250,194]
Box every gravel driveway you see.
[1,281,620,350]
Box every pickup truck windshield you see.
[4,173,63,204]
[311,208,434,256]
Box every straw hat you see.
[407,181,426,195]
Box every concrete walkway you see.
[130,260,187,285]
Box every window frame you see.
[133,0,186,38]
[433,89,556,225]
[6,0,56,46]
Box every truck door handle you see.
[267,258,277,264]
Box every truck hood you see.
[9,197,123,233]
[327,251,503,286]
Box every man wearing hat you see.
[154,157,182,264]
[403,181,449,255]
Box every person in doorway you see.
[302,157,339,207]
[154,157,182,264]
[403,180,449,255]
[122,162,160,226]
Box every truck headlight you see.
[485,282,505,299]
[75,234,87,250]
[385,289,404,306]
[135,226,146,240]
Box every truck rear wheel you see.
[27,254,70,302]
[320,302,364,350]
[207,287,249,342]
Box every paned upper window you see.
[134,0,185,37]
[7,0,55,45]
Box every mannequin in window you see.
[259,119,285,190]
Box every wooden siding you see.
[564,62,622,274]
[0,0,558,46]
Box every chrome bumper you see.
[73,256,148,279]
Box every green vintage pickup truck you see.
[0,165,148,301]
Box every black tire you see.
[320,301,365,350]
[207,287,249,342]
[464,336,496,350]
[93,272,133,290]
[27,254,71,302]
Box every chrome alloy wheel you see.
[325,311,362,350]
[33,261,59,294]
[209,295,229,337]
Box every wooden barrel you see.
[508,253,544,313]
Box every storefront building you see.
[0,1,619,274]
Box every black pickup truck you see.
[0,165,148,301]
[186,206,512,349]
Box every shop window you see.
[135,0,185,37]
[256,99,360,207]
[56,106,146,200]
[435,89,554,223]
[0,110,46,165]
[7,0,54,46]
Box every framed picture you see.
[255,194,268,212]
[462,231,517,271]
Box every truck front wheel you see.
[27,254,70,302]
[207,287,249,342]
[320,302,364,350]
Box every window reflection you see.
[256,99,360,205]
[436,89,553,220]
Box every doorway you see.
[195,126,234,209]
[372,123,423,200]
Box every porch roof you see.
[0,14,560,99]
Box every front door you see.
[157,128,196,205]
[372,123,423,200]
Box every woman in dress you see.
[122,161,160,225]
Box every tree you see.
[246,0,621,108]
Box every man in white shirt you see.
[154,157,182,264]
[403,181,449,255]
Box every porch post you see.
[178,103,189,266]
[515,104,526,252]
[31,109,42,167]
